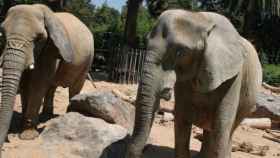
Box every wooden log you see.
[263,134,280,143]
[241,118,272,129]
[262,82,280,93]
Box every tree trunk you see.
[44,0,66,11]
[123,0,143,48]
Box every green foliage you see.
[263,64,280,86]
[64,1,122,48]
[198,0,280,65]
[136,6,155,47]
[121,4,156,47]
[91,4,122,48]
[92,4,121,34]
[259,49,269,65]
[64,0,95,23]
[146,0,194,17]
[0,0,159,49]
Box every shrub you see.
[263,64,280,86]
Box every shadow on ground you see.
[9,111,58,135]
[101,138,199,158]
[9,111,22,134]
[143,144,199,158]
[90,71,109,81]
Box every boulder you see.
[68,91,135,133]
[3,113,128,158]
[41,112,128,158]
[252,92,280,122]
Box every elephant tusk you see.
[29,64,34,70]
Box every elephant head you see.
[127,10,246,157]
[0,4,74,149]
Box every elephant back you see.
[54,12,94,65]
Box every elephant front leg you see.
[207,76,242,158]
[20,102,42,140]
[174,82,192,158]
[20,82,49,140]
[175,115,192,158]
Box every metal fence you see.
[108,47,146,84]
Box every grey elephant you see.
[0,4,94,151]
[126,10,262,158]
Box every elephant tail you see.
[87,73,97,88]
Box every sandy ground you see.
[2,80,280,158]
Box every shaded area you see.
[143,144,175,158]
[143,144,199,158]
[8,111,58,135]
[9,111,22,134]
[100,140,190,158]
[252,92,280,122]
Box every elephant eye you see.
[35,33,45,42]
[177,50,184,57]
[176,47,190,58]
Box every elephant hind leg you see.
[41,86,57,120]
[68,74,87,100]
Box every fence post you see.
[108,47,146,84]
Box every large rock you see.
[46,112,128,158]
[253,92,280,122]
[68,91,135,133]
[3,113,128,158]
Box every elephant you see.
[0,4,94,152]
[126,9,262,158]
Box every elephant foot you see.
[19,128,39,140]
[125,152,141,158]
[40,107,54,122]
[193,152,204,158]
[42,106,54,116]
[125,146,142,158]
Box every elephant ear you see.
[40,5,74,63]
[195,21,246,92]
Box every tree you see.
[64,0,95,21]
[146,0,193,17]
[92,4,122,48]
[199,0,280,65]
[45,0,66,11]
[0,0,66,17]
[0,0,16,17]
[123,0,143,48]
[136,6,155,47]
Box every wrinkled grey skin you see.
[126,9,262,158]
[0,4,94,153]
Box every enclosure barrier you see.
[109,47,146,84]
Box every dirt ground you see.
[2,80,280,158]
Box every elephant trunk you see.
[0,48,26,148]
[128,61,161,157]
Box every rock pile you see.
[68,91,135,133]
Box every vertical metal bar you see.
[124,48,129,84]
[136,49,141,83]
[133,48,137,84]
[128,48,133,84]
